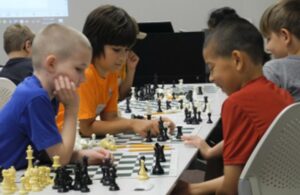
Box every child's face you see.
[95,45,129,74]
[54,47,91,87]
[266,32,288,59]
[203,46,242,95]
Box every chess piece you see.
[197,111,202,122]
[52,155,61,170]
[198,86,203,95]
[138,159,149,180]
[0,165,3,182]
[19,177,29,195]
[26,145,34,169]
[73,162,82,190]
[57,167,69,193]
[125,97,132,113]
[172,80,176,88]
[130,87,137,101]
[166,100,171,110]
[157,99,163,113]
[1,169,14,194]
[207,113,213,124]
[109,166,119,191]
[158,144,166,162]
[152,144,164,175]
[178,99,183,109]
[30,167,41,192]
[145,130,153,142]
[101,158,111,186]
[157,117,166,141]
[176,126,183,139]
[82,156,92,185]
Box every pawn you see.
[145,130,153,142]
[125,97,132,113]
[19,177,29,195]
[109,166,119,191]
[207,113,213,124]
[157,99,163,113]
[176,126,183,140]
[198,86,203,95]
[138,159,149,180]
[82,156,92,185]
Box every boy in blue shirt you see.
[0,23,110,170]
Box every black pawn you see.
[198,86,203,95]
[176,126,183,140]
[0,166,3,182]
[82,156,92,185]
[125,97,132,113]
[197,111,202,122]
[179,99,183,109]
[109,166,120,191]
[145,130,153,142]
[157,99,163,113]
[207,113,213,124]
[73,162,82,191]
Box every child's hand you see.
[170,180,193,195]
[131,119,159,137]
[182,135,211,159]
[79,148,112,165]
[126,50,139,71]
[54,75,79,110]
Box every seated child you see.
[56,5,175,137]
[0,23,110,170]
[174,17,293,195]
[260,0,300,101]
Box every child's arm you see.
[216,165,242,195]
[80,112,175,137]
[118,51,139,101]
[182,135,223,159]
[46,76,78,165]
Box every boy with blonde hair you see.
[260,0,300,101]
[0,23,110,170]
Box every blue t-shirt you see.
[0,75,62,169]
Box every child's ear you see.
[44,55,57,73]
[279,28,292,45]
[231,50,243,71]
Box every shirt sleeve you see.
[222,99,260,165]
[26,96,62,151]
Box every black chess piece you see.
[145,130,153,142]
[157,117,166,141]
[166,100,171,110]
[191,106,199,124]
[102,158,112,186]
[73,162,82,191]
[176,126,183,139]
[0,166,3,182]
[158,144,166,162]
[138,156,148,174]
[157,99,163,113]
[109,166,120,191]
[207,112,213,124]
[163,128,169,140]
[172,80,176,88]
[82,156,92,185]
[198,86,203,95]
[52,168,60,190]
[125,97,132,113]
[197,111,202,122]
[152,144,164,175]
[179,99,183,109]
[57,167,69,193]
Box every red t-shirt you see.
[222,76,294,165]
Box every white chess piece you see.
[131,87,136,101]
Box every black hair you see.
[204,17,265,65]
[207,7,240,29]
[82,5,138,59]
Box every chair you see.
[0,77,16,109]
[238,103,300,195]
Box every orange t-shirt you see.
[56,64,119,131]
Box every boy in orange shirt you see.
[57,5,175,137]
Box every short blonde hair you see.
[32,23,91,70]
[3,23,35,54]
[260,1,300,39]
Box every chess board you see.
[65,150,178,179]
[114,127,195,144]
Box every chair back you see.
[0,77,16,109]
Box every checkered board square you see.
[65,150,178,179]
[114,127,195,144]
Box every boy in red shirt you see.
[174,18,293,195]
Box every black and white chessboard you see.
[114,127,195,144]
[65,150,177,179]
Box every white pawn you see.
[130,87,136,101]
